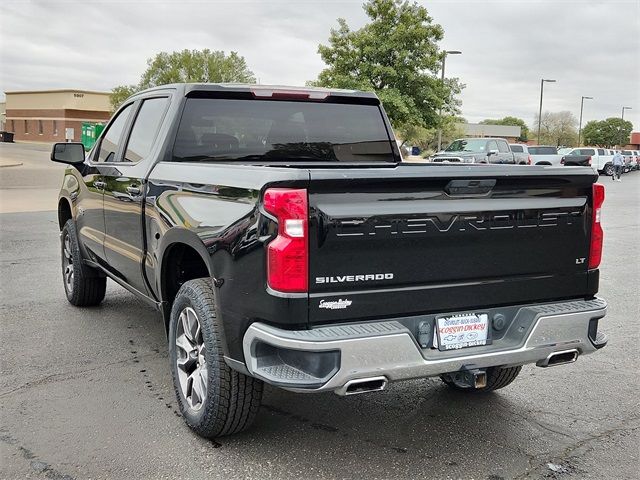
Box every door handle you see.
[126,185,141,195]
[94,181,106,189]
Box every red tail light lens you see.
[528,155,532,165]
[587,156,592,165]
[263,188,308,292]
[588,183,605,269]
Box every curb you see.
[0,161,23,168]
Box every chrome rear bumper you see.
[242,298,607,393]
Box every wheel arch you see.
[58,197,73,230]
[157,229,215,332]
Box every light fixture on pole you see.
[621,106,632,120]
[578,96,593,146]
[537,79,556,144]
[436,50,462,151]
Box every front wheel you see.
[440,366,522,393]
[169,278,263,438]
[61,220,106,306]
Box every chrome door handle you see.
[126,185,141,195]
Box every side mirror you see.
[51,142,85,165]
[487,149,499,156]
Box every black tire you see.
[440,366,522,393]
[603,163,614,176]
[61,220,106,306]
[169,278,263,438]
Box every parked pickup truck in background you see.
[509,144,532,165]
[432,137,515,164]
[562,148,614,175]
[528,145,565,166]
[52,83,609,439]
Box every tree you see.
[110,49,255,110]
[396,115,464,153]
[533,111,578,147]
[311,0,463,133]
[582,118,633,147]
[480,116,529,142]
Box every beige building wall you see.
[5,90,110,112]
[4,89,112,142]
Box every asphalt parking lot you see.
[1,142,638,480]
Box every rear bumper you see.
[242,298,607,393]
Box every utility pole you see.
[537,79,556,144]
[436,50,462,151]
[578,96,593,146]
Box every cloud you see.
[1,0,638,129]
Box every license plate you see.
[436,313,489,351]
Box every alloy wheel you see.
[175,307,208,410]
[62,233,74,293]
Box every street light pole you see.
[436,50,462,151]
[578,96,593,146]
[537,78,556,144]
[621,106,632,120]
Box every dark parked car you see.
[51,83,608,438]
[432,137,515,164]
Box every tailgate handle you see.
[445,179,496,196]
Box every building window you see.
[38,120,44,135]
[53,120,58,136]
[24,120,29,134]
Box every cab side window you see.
[96,104,133,163]
[487,140,498,152]
[497,140,510,153]
[123,97,170,163]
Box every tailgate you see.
[307,165,597,324]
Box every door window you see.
[96,104,133,163]
[487,140,498,152]
[579,148,596,155]
[510,145,523,153]
[123,97,169,163]
[597,149,605,155]
[497,140,510,153]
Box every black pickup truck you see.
[52,83,608,438]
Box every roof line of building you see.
[4,89,110,95]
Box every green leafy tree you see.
[582,118,633,147]
[480,116,529,142]
[311,0,463,133]
[110,49,255,110]
[533,111,578,147]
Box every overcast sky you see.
[1,0,639,129]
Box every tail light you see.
[587,156,592,166]
[527,155,532,165]
[588,183,605,269]
[561,157,565,165]
[263,188,308,292]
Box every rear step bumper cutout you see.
[242,298,607,393]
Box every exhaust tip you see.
[538,349,579,367]
[336,376,387,396]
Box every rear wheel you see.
[603,163,614,176]
[169,278,263,438]
[61,220,106,306]
[440,366,522,393]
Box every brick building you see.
[3,89,111,142]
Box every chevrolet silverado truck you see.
[52,83,608,439]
